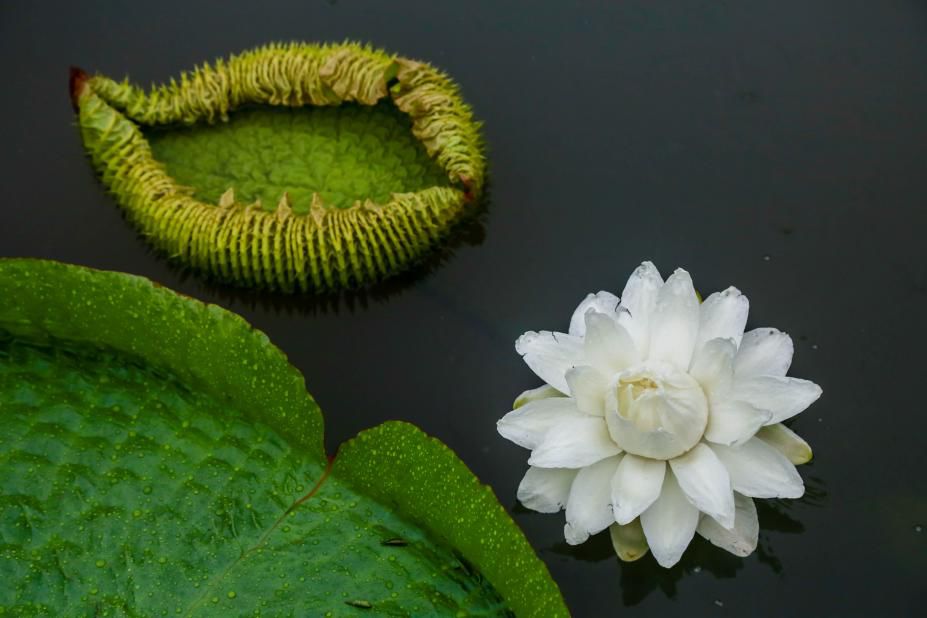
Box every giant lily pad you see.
[71,42,485,292]
[0,260,565,616]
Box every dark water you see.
[1,1,925,615]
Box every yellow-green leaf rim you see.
[71,42,486,292]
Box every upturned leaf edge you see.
[0,258,568,617]
[71,42,487,293]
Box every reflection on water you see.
[150,189,491,315]
[545,472,828,606]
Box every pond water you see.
[1,1,925,615]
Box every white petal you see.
[731,376,823,424]
[528,415,621,468]
[757,423,813,465]
[609,520,649,562]
[517,466,578,513]
[515,330,584,394]
[605,362,709,460]
[669,443,735,529]
[697,492,758,557]
[497,398,585,450]
[564,456,622,545]
[513,384,563,409]
[711,438,805,499]
[704,399,772,446]
[616,261,664,356]
[583,311,639,375]
[565,366,608,416]
[640,470,699,568]
[611,454,666,525]
[646,268,700,370]
[569,291,622,337]
[695,287,749,354]
[734,328,794,378]
[689,337,736,395]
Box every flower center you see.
[605,360,709,460]
[623,376,659,400]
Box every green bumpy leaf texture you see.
[0,260,568,617]
[0,340,506,615]
[335,423,569,617]
[146,103,451,211]
[73,42,486,292]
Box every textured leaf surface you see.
[0,260,567,617]
[147,103,451,211]
[72,42,486,292]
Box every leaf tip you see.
[69,66,90,110]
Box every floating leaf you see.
[70,42,485,292]
[0,260,565,616]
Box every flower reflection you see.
[542,473,827,605]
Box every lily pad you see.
[71,42,485,292]
[0,260,565,616]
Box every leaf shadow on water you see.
[543,473,828,606]
[146,186,492,316]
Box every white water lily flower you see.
[498,262,821,567]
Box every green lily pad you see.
[0,260,565,617]
[71,42,485,292]
[145,103,452,212]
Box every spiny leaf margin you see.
[71,41,486,292]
